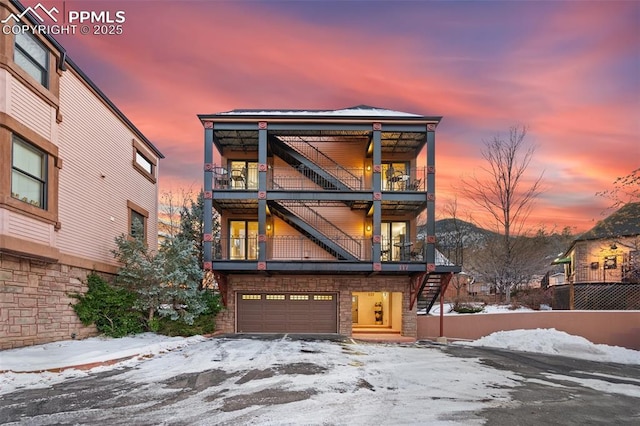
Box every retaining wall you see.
[417,311,640,350]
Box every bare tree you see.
[462,125,544,302]
[596,168,640,210]
[159,188,194,241]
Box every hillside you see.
[418,219,497,247]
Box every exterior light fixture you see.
[610,243,617,250]
[366,225,371,232]
[267,224,272,231]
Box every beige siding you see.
[309,139,367,169]
[56,70,159,264]
[313,206,365,237]
[8,75,53,140]
[1,208,54,245]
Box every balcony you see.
[211,165,427,192]
[211,236,429,263]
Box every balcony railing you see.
[211,236,429,263]
[210,164,427,192]
[272,165,365,191]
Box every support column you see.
[203,122,214,269]
[372,123,382,267]
[257,123,268,267]
[425,124,436,269]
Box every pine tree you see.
[113,220,206,325]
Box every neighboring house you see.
[552,202,640,310]
[555,202,640,285]
[199,106,460,337]
[0,0,163,349]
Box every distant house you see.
[199,106,460,337]
[555,202,640,285]
[0,0,163,349]
[552,202,640,310]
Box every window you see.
[382,162,409,191]
[381,221,409,261]
[242,294,262,300]
[229,161,258,190]
[229,220,258,260]
[127,201,149,240]
[14,31,49,87]
[132,140,157,182]
[290,295,309,301]
[135,151,153,174]
[11,136,47,209]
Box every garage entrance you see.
[236,292,338,333]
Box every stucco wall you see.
[417,311,640,350]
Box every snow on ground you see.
[428,303,535,315]
[0,328,638,401]
[456,328,640,365]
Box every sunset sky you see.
[28,0,639,233]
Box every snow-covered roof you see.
[220,106,419,117]
[209,105,435,120]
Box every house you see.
[552,202,640,309]
[199,106,460,337]
[0,0,163,349]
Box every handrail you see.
[282,136,362,190]
[279,200,362,258]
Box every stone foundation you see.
[0,253,100,350]
[215,274,416,337]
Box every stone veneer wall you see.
[215,274,416,337]
[0,253,100,350]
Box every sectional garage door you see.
[237,292,338,333]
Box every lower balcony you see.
[209,236,456,274]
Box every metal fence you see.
[552,284,640,310]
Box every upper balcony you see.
[210,164,428,215]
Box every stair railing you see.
[279,200,362,258]
[281,136,363,190]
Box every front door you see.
[352,295,358,324]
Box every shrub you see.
[70,273,143,337]
[513,287,553,310]
[156,290,222,337]
[113,223,207,326]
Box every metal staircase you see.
[269,135,361,190]
[268,200,361,261]
[413,273,453,314]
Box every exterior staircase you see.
[268,200,361,260]
[415,273,452,314]
[269,135,361,191]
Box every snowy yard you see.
[1,329,639,424]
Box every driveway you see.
[1,335,638,425]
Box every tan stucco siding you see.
[56,70,159,263]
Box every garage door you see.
[237,292,337,333]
